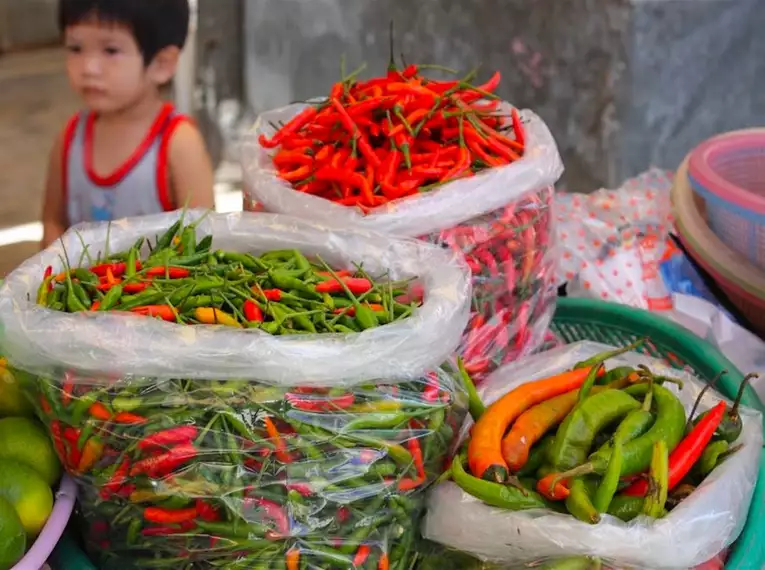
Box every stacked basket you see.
[670,128,765,336]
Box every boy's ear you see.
[147,46,181,85]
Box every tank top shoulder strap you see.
[155,108,194,212]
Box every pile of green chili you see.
[36,217,422,333]
[28,365,466,570]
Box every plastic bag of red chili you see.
[0,210,471,570]
[242,67,563,382]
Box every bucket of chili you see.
[242,54,563,383]
[423,341,762,569]
[0,211,472,570]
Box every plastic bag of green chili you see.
[423,342,762,570]
[0,211,474,569]
[0,211,471,384]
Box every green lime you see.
[0,417,61,485]
[0,496,25,570]
[0,460,53,537]
[0,366,34,418]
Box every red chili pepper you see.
[254,498,289,535]
[353,545,372,567]
[624,400,727,497]
[61,372,75,406]
[378,552,390,570]
[329,98,381,169]
[315,277,373,295]
[243,300,264,322]
[314,166,375,205]
[113,412,148,424]
[195,499,220,522]
[441,147,471,182]
[458,71,501,103]
[144,267,191,279]
[63,427,83,468]
[254,288,282,302]
[259,105,321,148]
[144,506,198,524]
[122,282,149,294]
[89,402,112,421]
[286,548,300,570]
[50,421,68,464]
[511,107,525,148]
[100,459,130,499]
[272,149,315,169]
[285,392,355,412]
[90,262,128,277]
[130,443,197,477]
[407,436,426,480]
[138,426,199,450]
[90,301,101,311]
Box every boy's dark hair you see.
[58,0,190,65]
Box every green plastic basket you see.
[47,298,765,570]
[551,297,765,570]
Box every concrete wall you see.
[0,0,59,53]
[240,0,765,190]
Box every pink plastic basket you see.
[687,128,765,269]
[672,155,765,337]
[12,475,76,570]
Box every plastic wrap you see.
[0,211,471,385]
[242,105,562,381]
[423,342,763,570]
[27,366,466,570]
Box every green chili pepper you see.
[606,494,644,522]
[592,440,623,513]
[156,220,182,249]
[451,450,550,510]
[596,380,655,456]
[585,384,685,478]
[180,226,196,255]
[536,556,603,570]
[549,390,640,471]
[565,478,600,524]
[457,357,485,421]
[601,366,635,385]
[576,342,643,403]
[126,519,142,545]
[195,234,212,252]
[99,285,123,311]
[643,440,669,518]
[218,252,269,272]
[72,268,100,284]
[116,290,164,311]
[65,280,87,312]
[694,439,730,478]
[126,248,138,278]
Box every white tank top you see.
[63,103,189,226]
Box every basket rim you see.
[688,128,765,214]
[671,155,765,298]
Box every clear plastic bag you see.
[242,105,563,381]
[27,367,465,570]
[423,342,763,570]
[0,211,471,385]
[0,211,472,569]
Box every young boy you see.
[41,0,215,248]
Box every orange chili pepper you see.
[467,367,597,482]
[263,417,292,464]
[89,402,112,421]
[286,547,300,570]
[537,473,570,501]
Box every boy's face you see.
[64,21,178,114]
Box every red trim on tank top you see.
[156,115,192,212]
[84,103,174,187]
[61,113,81,205]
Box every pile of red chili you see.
[259,64,525,209]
